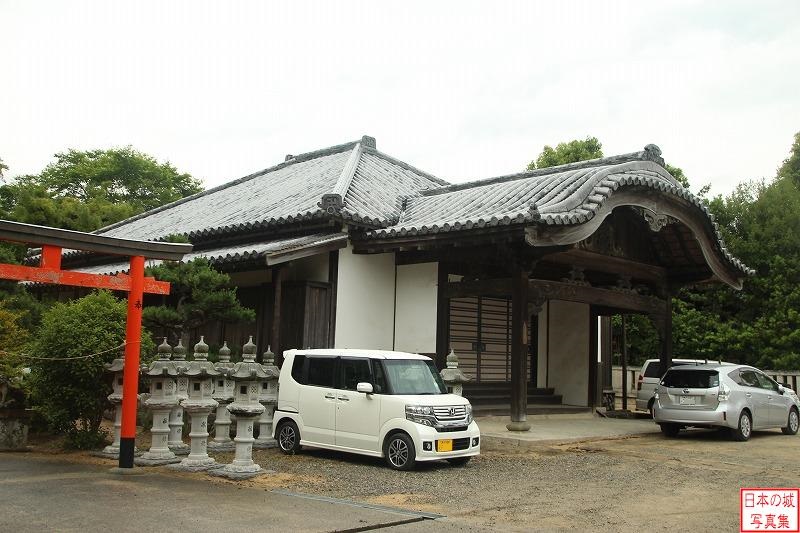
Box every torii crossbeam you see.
[0,220,192,469]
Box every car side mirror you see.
[778,385,786,395]
[356,382,374,394]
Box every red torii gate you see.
[0,220,192,469]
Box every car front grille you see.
[434,405,467,421]
[452,437,471,451]
[437,426,468,433]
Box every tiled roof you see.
[73,233,347,275]
[95,137,445,242]
[366,147,752,276]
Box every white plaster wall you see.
[334,244,396,350]
[394,263,438,354]
[546,300,590,406]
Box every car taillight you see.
[637,374,643,391]
[718,383,730,402]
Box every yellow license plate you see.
[436,439,453,452]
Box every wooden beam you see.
[529,279,664,315]
[545,248,667,283]
[0,263,170,294]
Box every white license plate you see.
[679,396,696,405]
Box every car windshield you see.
[382,359,447,395]
[662,369,719,389]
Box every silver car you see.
[653,364,800,441]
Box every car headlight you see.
[406,405,436,426]
[465,404,473,425]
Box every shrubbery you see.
[27,291,154,449]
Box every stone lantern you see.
[254,346,280,449]
[170,336,220,471]
[210,336,268,480]
[96,347,129,458]
[440,349,471,397]
[135,339,181,466]
[208,341,235,452]
[168,339,190,455]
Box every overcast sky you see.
[1,1,798,197]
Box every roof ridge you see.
[318,143,363,215]
[94,140,359,235]
[422,144,666,197]
[362,145,450,187]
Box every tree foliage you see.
[27,291,155,448]
[0,147,201,232]
[143,258,255,343]
[527,137,603,170]
[779,131,800,188]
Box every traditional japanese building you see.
[65,136,751,428]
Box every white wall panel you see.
[334,245,395,350]
[394,263,438,354]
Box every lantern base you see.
[208,465,272,480]
[168,443,190,455]
[168,459,222,472]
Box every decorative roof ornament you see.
[642,144,665,166]
[318,193,344,215]
[528,202,542,223]
[361,135,376,149]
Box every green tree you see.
[0,147,202,232]
[779,131,800,187]
[527,137,603,170]
[143,258,255,344]
[27,291,155,448]
[0,157,8,182]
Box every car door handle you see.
[325,393,335,399]
[337,396,350,402]
[746,393,752,398]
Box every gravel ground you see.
[26,426,800,531]
[213,428,800,531]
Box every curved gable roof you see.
[366,146,752,287]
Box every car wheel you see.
[660,423,680,438]
[782,407,799,435]
[447,457,471,467]
[384,433,416,471]
[732,410,752,442]
[277,420,302,455]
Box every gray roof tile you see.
[73,233,347,275]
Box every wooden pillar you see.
[621,314,628,411]
[507,265,531,432]
[119,255,144,469]
[435,263,450,370]
[327,250,339,349]
[652,295,673,375]
[272,265,285,365]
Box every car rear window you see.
[643,361,693,378]
[643,362,664,378]
[661,369,719,389]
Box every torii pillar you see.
[0,220,192,470]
